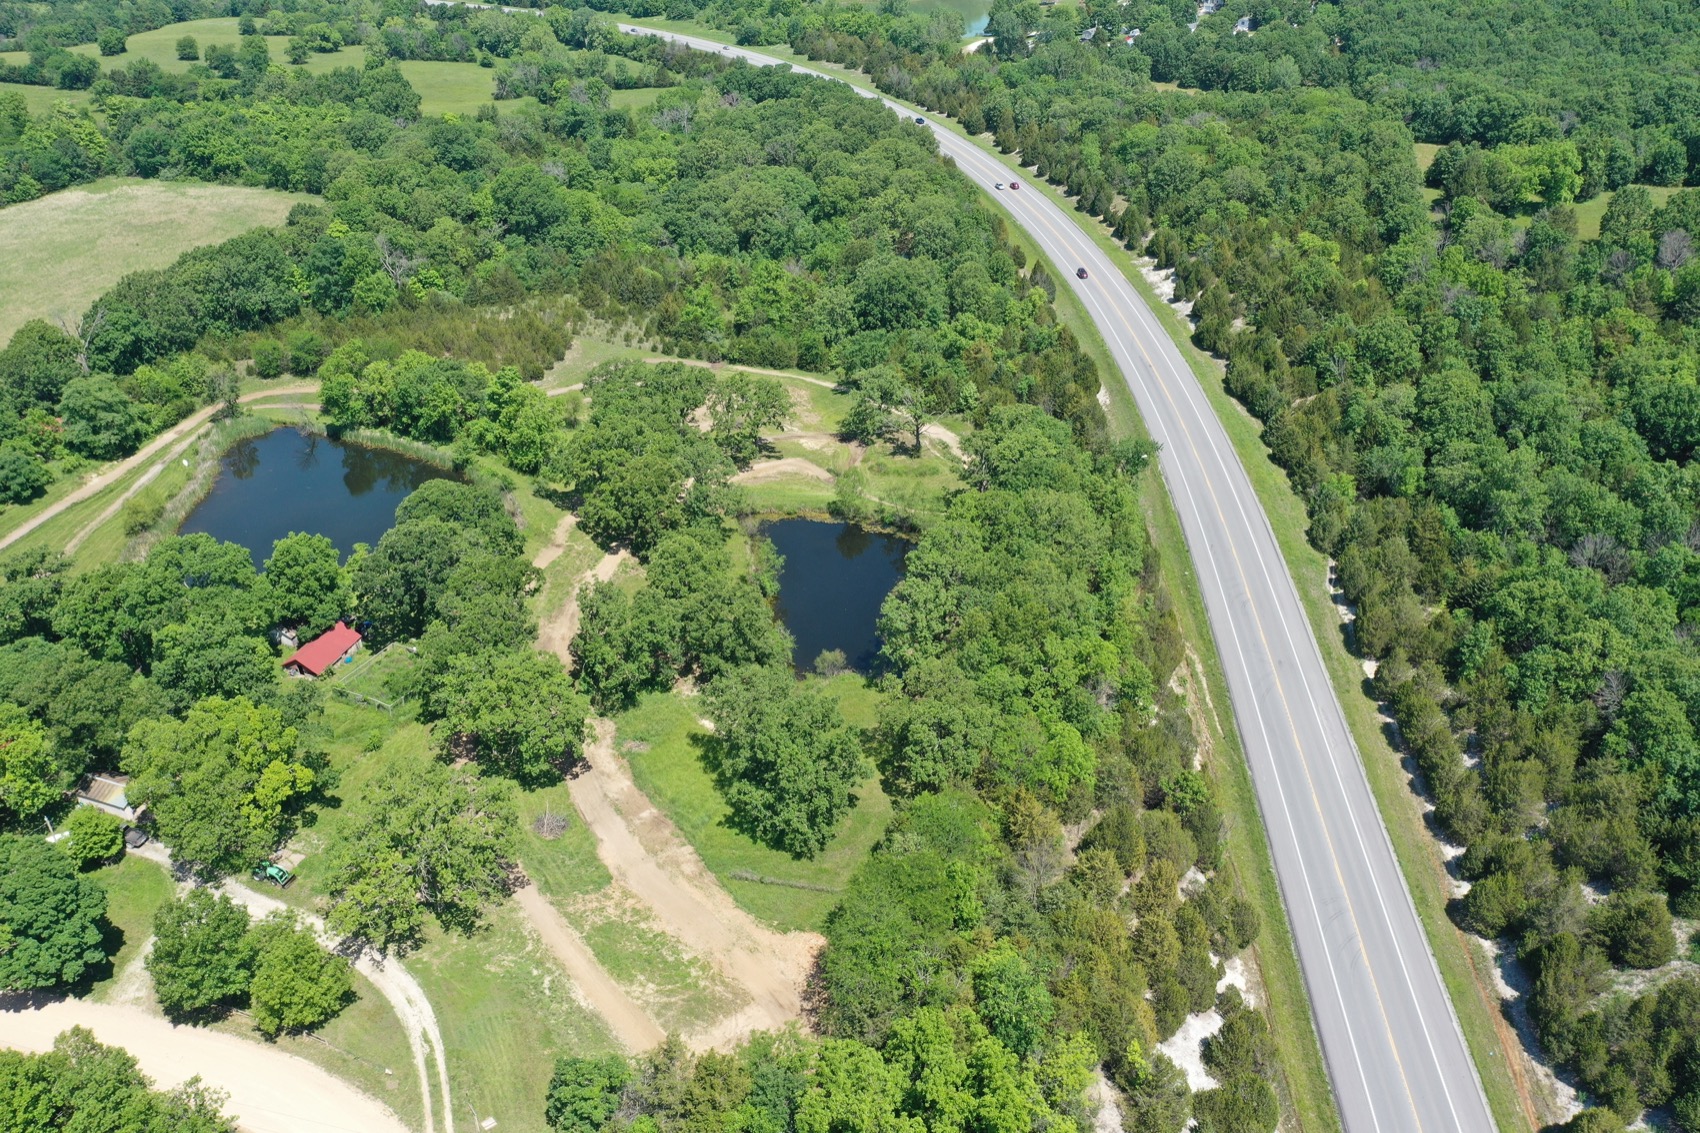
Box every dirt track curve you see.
[130,842,454,1133]
[0,997,410,1133]
[523,521,822,1048]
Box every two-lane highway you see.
[616,24,1499,1133]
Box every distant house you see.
[282,621,362,677]
[76,774,139,822]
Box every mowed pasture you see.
[67,17,532,115]
[1,78,94,115]
[67,17,354,75]
[0,177,311,347]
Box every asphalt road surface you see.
[613,25,1499,1133]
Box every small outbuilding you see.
[282,621,362,677]
[75,773,140,822]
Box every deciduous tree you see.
[432,649,589,785]
[0,834,108,990]
[245,912,352,1036]
[122,697,317,879]
[147,889,254,1018]
[324,754,516,951]
[704,664,864,857]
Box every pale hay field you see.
[0,177,313,347]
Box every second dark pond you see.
[763,518,910,673]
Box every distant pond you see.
[763,519,910,673]
[179,427,454,568]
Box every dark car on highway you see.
[1076,267,1088,279]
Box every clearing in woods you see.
[0,178,312,346]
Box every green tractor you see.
[252,861,295,888]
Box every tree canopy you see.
[0,834,108,990]
[704,664,865,857]
[323,752,517,952]
[122,696,320,880]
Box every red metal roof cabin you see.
[282,621,362,677]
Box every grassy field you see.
[407,903,619,1133]
[0,177,311,347]
[0,79,94,114]
[396,60,497,116]
[68,18,360,75]
[1573,183,1680,240]
[60,18,536,116]
[611,86,668,110]
[256,703,621,1131]
[539,331,654,390]
[84,853,176,1002]
[612,676,890,933]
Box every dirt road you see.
[566,720,822,1031]
[0,384,318,555]
[525,533,819,1048]
[536,543,632,667]
[0,997,410,1133]
[63,399,321,556]
[131,842,454,1133]
[513,884,666,1052]
[731,457,836,486]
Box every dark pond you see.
[179,427,453,568]
[763,519,909,673]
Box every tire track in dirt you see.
[130,841,453,1133]
[512,884,666,1052]
[0,997,410,1133]
[524,521,821,1048]
[535,530,633,667]
[566,719,821,1032]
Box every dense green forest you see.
[735,0,1700,1128]
[6,0,1699,1126]
[0,7,1286,1132]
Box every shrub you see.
[97,28,126,55]
[64,806,126,869]
[147,889,253,1018]
[0,445,51,504]
[121,491,165,535]
[246,912,353,1036]
[1588,890,1676,969]
[287,330,329,376]
[175,35,199,61]
[251,338,287,379]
